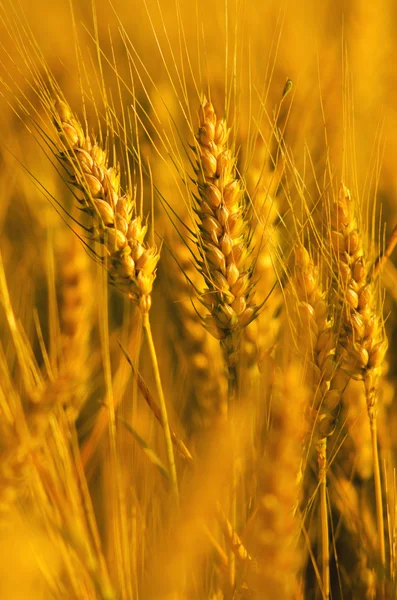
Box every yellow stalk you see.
[142,312,179,505]
[370,415,386,572]
[317,437,330,599]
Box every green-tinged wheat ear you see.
[192,98,258,367]
[244,363,306,599]
[54,99,159,313]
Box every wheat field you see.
[0,0,397,598]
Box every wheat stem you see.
[317,437,330,599]
[370,414,386,571]
[142,312,179,505]
[227,363,238,592]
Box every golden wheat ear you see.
[53,99,159,314]
[191,98,258,370]
[330,183,388,575]
[162,229,228,438]
[53,98,180,503]
[291,244,342,597]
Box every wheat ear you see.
[293,245,341,598]
[243,135,283,368]
[193,98,258,385]
[163,232,228,438]
[57,233,93,421]
[330,183,387,571]
[192,97,259,589]
[54,100,159,311]
[53,100,179,503]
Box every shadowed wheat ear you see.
[245,363,306,599]
[292,245,342,598]
[57,233,93,421]
[163,230,228,438]
[329,476,377,597]
[192,98,258,373]
[330,183,388,572]
[242,121,284,369]
[53,99,179,504]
